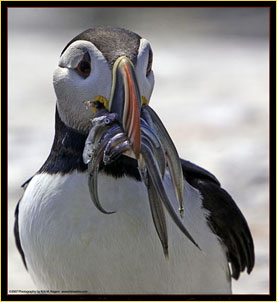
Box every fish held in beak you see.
[83,57,198,253]
[83,109,200,254]
[142,105,185,217]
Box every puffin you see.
[14,26,254,294]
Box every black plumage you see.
[61,27,141,67]
[181,160,255,279]
[38,107,141,180]
[14,201,27,269]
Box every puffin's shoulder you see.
[181,159,255,279]
[181,159,220,185]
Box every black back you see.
[181,159,255,280]
[61,27,141,67]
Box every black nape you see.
[39,107,141,181]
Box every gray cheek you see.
[137,72,155,102]
[54,69,82,106]
[146,72,155,100]
[53,68,89,130]
[57,99,93,132]
[53,67,71,100]
[53,64,110,132]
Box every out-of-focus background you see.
[8,7,269,294]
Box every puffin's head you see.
[53,28,199,251]
[53,27,154,156]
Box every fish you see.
[82,110,118,164]
[103,133,129,165]
[83,107,199,254]
[142,105,185,217]
[140,118,166,178]
[140,139,199,251]
[84,112,122,214]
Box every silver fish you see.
[146,171,168,257]
[142,105,185,217]
[84,107,199,254]
[103,132,129,165]
[140,140,199,250]
[83,110,118,164]
[140,119,166,178]
[87,121,123,214]
[104,140,130,165]
[141,106,154,129]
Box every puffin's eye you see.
[146,49,153,77]
[76,52,91,78]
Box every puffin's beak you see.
[108,56,141,159]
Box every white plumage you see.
[19,171,231,294]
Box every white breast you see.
[19,171,231,294]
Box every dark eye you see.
[76,52,91,78]
[146,49,153,77]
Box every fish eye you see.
[104,118,111,125]
[76,52,91,78]
[146,49,153,77]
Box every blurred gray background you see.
[8,7,269,294]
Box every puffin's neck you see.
[38,108,141,181]
[38,108,88,175]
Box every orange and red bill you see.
[109,56,142,159]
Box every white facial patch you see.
[135,38,155,104]
[53,40,112,132]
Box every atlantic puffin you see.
[14,26,254,294]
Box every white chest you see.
[19,171,231,294]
